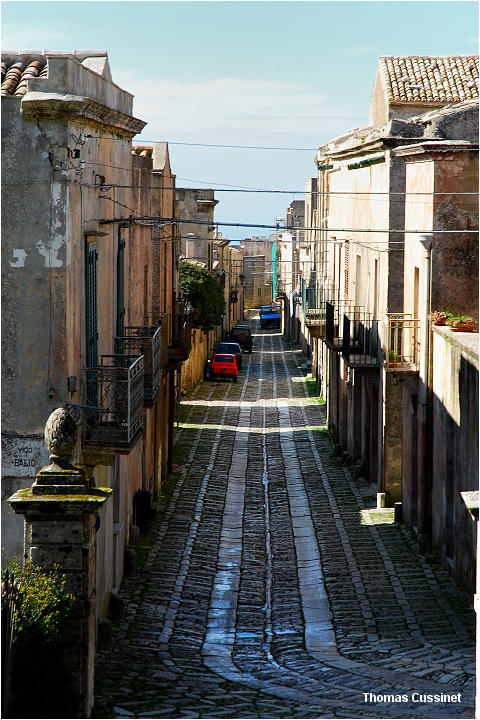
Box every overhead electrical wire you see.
[83,135,318,151]
[84,133,480,155]
[75,171,479,197]
[99,214,479,235]
[23,155,477,199]
[149,141,317,151]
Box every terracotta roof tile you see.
[1,50,107,97]
[380,55,478,104]
[132,146,153,157]
[1,57,47,96]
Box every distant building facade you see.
[242,236,274,309]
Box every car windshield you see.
[218,344,239,352]
[214,355,234,363]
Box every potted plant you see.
[447,315,477,332]
[428,310,448,326]
[388,351,399,368]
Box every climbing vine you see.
[180,261,225,332]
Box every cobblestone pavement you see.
[94,319,475,719]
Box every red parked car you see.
[209,353,238,382]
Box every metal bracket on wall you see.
[65,403,108,426]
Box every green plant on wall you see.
[4,559,74,644]
[180,261,225,331]
[3,559,76,718]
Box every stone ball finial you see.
[44,408,77,464]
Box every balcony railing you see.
[115,326,162,406]
[325,301,363,348]
[304,283,338,338]
[83,354,144,453]
[168,304,192,366]
[386,313,421,369]
[144,313,170,370]
[304,308,327,337]
[342,311,380,367]
[304,282,338,311]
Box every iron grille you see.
[83,354,144,451]
[2,569,21,716]
[116,326,162,405]
[326,301,335,344]
[386,314,421,368]
[342,311,380,367]
[168,306,192,364]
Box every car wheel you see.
[233,376,238,383]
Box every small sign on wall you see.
[2,436,50,477]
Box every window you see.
[258,287,262,296]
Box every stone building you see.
[296,180,318,355]
[175,190,231,390]
[394,127,478,593]
[370,55,479,127]
[242,236,274,310]
[303,55,478,592]
[1,51,181,616]
[213,237,245,336]
[175,187,218,268]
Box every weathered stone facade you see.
[301,55,478,594]
[395,135,478,593]
[2,51,180,620]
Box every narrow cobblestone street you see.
[94,319,475,719]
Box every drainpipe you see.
[418,234,433,552]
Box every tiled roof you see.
[132,146,153,157]
[1,58,47,96]
[379,55,479,104]
[1,51,108,97]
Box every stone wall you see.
[181,328,208,391]
[382,369,418,504]
[431,326,478,595]
[402,146,478,321]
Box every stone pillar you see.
[8,408,112,719]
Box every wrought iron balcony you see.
[115,326,162,406]
[325,301,363,349]
[304,283,338,338]
[304,282,338,311]
[83,354,144,454]
[342,311,380,367]
[304,307,327,337]
[386,313,421,369]
[168,305,192,366]
[144,314,170,371]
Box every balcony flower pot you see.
[428,311,448,326]
[447,316,477,332]
[388,351,399,368]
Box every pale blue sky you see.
[2,1,478,239]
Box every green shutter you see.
[85,237,98,405]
